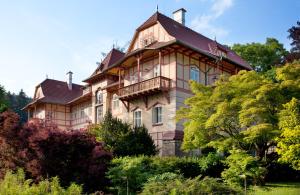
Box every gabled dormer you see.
[127,12,175,53]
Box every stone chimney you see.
[66,71,73,90]
[173,8,186,26]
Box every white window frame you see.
[112,94,119,110]
[133,110,142,127]
[190,66,200,82]
[96,105,103,124]
[152,106,162,124]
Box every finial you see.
[214,36,217,42]
[156,5,159,12]
[46,74,48,79]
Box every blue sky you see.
[0,0,299,96]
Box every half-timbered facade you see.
[24,9,251,156]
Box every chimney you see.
[173,8,187,26]
[66,71,73,90]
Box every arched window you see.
[190,66,200,82]
[96,90,103,104]
[112,94,119,110]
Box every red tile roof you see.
[37,79,83,105]
[136,12,252,70]
[83,48,125,82]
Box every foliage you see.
[141,176,241,195]
[177,63,300,162]
[107,156,154,194]
[89,112,157,156]
[0,169,82,195]
[221,150,267,187]
[277,98,300,170]
[0,84,8,113]
[107,154,225,194]
[285,21,300,62]
[198,152,225,177]
[6,89,31,124]
[0,110,22,178]
[18,120,112,193]
[232,38,287,72]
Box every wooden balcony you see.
[118,76,171,101]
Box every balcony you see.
[118,76,171,101]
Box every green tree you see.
[0,85,8,112]
[177,62,300,161]
[232,38,287,72]
[277,98,300,170]
[89,112,157,156]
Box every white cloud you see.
[191,0,234,39]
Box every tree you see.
[18,120,112,193]
[89,112,157,156]
[0,110,22,178]
[232,38,287,72]
[0,85,8,113]
[286,21,300,62]
[277,98,300,170]
[6,89,31,124]
[177,62,300,161]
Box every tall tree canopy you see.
[6,90,31,124]
[231,38,287,72]
[277,98,300,170]
[286,21,300,62]
[177,62,300,161]
[0,85,8,112]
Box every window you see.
[153,64,160,77]
[112,94,119,110]
[190,66,200,82]
[152,106,162,124]
[130,75,138,84]
[96,90,103,104]
[133,110,142,127]
[96,105,103,124]
[80,108,85,118]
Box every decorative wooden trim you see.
[147,101,166,110]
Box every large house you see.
[24,9,251,156]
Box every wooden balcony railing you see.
[118,76,171,100]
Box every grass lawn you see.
[250,182,300,195]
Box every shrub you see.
[19,120,112,193]
[221,150,267,187]
[107,156,154,194]
[141,176,241,195]
[0,169,82,195]
[198,152,224,177]
[107,154,225,194]
[89,112,157,156]
[0,110,22,178]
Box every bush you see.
[107,156,154,194]
[107,154,225,194]
[19,120,112,193]
[221,150,267,187]
[141,176,241,195]
[89,112,157,156]
[0,169,82,195]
